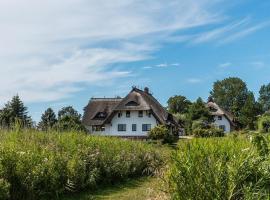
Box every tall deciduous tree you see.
[0,95,32,128]
[210,77,249,122]
[259,83,270,113]
[57,106,85,132]
[167,95,191,114]
[38,108,57,131]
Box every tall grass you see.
[167,135,270,200]
[0,130,163,200]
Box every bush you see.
[258,114,270,133]
[166,135,270,200]
[193,127,225,138]
[148,125,178,144]
[0,130,163,200]
[0,179,10,200]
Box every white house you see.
[206,97,236,133]
[82,87,180,137]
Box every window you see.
[125,101,139,106]
[118,124,126,131]
[219,125,226,131]
[142,124,151,131]
[92,126,105,132]
[118,112,122,118]
[218,116,222,120]
[147,111,151,118]
[138,111,143,117]
[132,124,137,131]
[126,111,130,118]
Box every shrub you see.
[0,179,10,200]
[148,125,178,144]
[193,127,224,138]
[258,114,270,133]
[166,135,270,200]
[0,130,163,200]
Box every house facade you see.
[82,87,180,137]
[206,97,235,133]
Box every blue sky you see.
[0,0,269,122]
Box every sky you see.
[0,0,270,122]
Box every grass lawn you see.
[60,177,167,200]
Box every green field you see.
[1,130,270,200]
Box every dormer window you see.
[126,111,130,118]
[126,101,139,106]
[94,112,107,119]
[138,111,143,117]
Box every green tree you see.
[56,106,85,132]
[188,97,212,122]
[167,95,191,114]
[38,108,57,131]
[0,95,32,128]
[259,83,270,113]
[210,77,249,118]
[186,97,212,134]
[238,92,260,129]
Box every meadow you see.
[0,130,163,200]
[167,133,270,200]
[1,130,270,200]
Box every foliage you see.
[0,130,163,200]
[258,114,270,133]
[184,98,213,135]
[38,108,57,131]
[0,179,10,200]
[193,127,225,138]
[166,135,270,200]
[259,83,270,113]
[239,92,261,129]
[188,97,212,122]
[191,120,224,137]
[0,95,32,128]
[167,95,191,114]
[56,106,85,132]
[210,77,249,114]
[148,125,178,144]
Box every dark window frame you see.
[126,111,130,118]
[138,111,143,117]
[142,124,151,131]
[132,124,137,131]
[218,116,222,120]
[118,124,126,131]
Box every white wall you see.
[213,115,231,133]
[88,110,159,136]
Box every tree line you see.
[0,95,85,132]
[167,77,270,134]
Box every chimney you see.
[144,87,149,94]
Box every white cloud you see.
[0,0,222,103]
[218,21,270,44]
[187,78,202,84]
[219,62,232,68]
[156,63,169,68]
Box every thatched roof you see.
[82,98,122,126]
[82,87,179,127]
[206,99,235,127]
